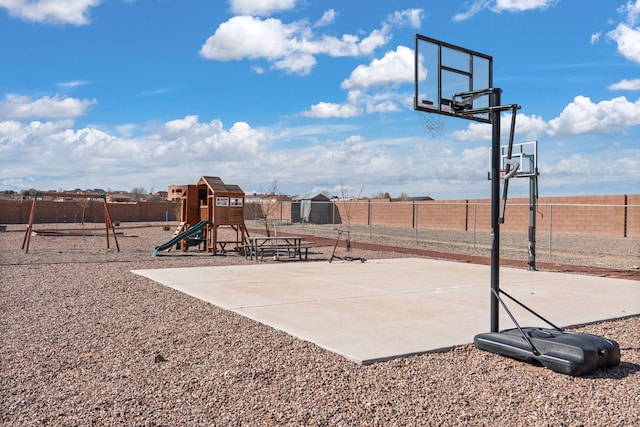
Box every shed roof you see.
[197,176,244,194]
[292,193,330,201]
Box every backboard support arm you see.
[499,105,520,224]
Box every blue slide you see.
[152,220,211,256]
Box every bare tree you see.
[372,191,391,199]
[338,182,363,252]
[130,187,147,201]
[77,198,89,224]
[258,179,281,237]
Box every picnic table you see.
[245,236,311,262]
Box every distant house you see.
[291,193,332,224]
[107,194,134,203]
[167,185,186,201]
[154,190,169,200]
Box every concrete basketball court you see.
[132,258,640,364]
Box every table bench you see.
[245,237,314,262]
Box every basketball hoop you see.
[415,110,447,137]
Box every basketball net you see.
[415,110,447,137]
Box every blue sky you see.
[1,0,639,199]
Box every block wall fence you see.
[1,194,639,238]
[0,200,179,224]
[326,195,640,238]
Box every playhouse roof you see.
[197,176,244,194]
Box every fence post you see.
[368,200,372,237]
[414,201,418,246]
[624,194,628,238]
[473,204,477,251]
[549,204,553,259]
[465,199,469,232]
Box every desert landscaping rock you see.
[1,223,638,425]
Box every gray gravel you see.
[1,223,639,426]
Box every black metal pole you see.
[490,88,502,333]
[528,172,537,271]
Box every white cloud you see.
[273,53,317,75]
[386,8,423,28]
[608,23,640,63]
[547,95,640,136]
[0,94,96,120]
[229,0,296,16]
[301,102,361,119]
[0,0,101,25]
[200,7,424,76]
[252,65,266,74]
[314,9,335,27]
[540,148,640,193]
[493,0,554,12]
[512,114,548,140]
[448,112,546,141]
[199,14,391,75]
[341,46,415,90]
[365,100,399,114]
[608,0,640,63]
[115,124,136,138]
[453,0,554,21]
[608,78,640,90]
[452,1,489,22]
[199,16,299,61]
[1,107,637,198]
[452,95,640,140]
[57,80,91,89]
[141,87,177,96]
[618,0,640,26]
[0,114,268,190]
[450,121,491,141]
[299,45,422,118]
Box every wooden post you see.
[102,195,120,251]
[21,194,38,253]
[21,192,119,253]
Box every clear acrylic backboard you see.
[501,140,537,177]
[414,34,493,124]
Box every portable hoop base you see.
[474,328,620,376]
[414,34,620,376]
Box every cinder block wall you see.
[334,200,370,226]
[535,195,627,237]
[277,194,640,238]
[370,202,414,228]
[0,200,179,224]
[627,195,640,237]
[3,195,639,238]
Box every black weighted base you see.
[474,327,620,376]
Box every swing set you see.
[21,192,120,253]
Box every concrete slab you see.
[132,258,640,364]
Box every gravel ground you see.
[1,222,639,426]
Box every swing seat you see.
[474,327,620,376]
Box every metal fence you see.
[249,200,640,270]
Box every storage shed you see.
[291,193,332,224]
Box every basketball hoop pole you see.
[490,88,501,333]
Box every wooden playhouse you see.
[178,176,249,254]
